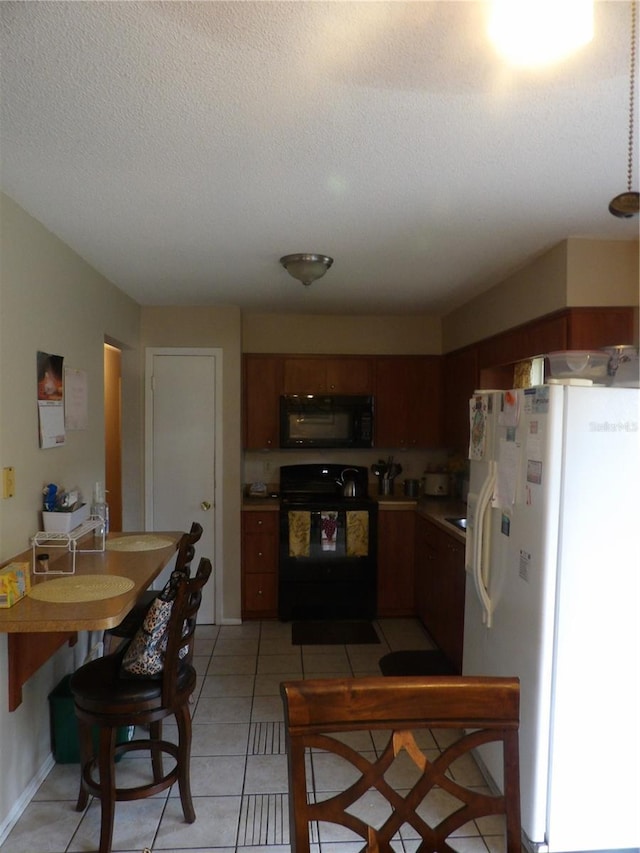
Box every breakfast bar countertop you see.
[0,531,182,634]
[0,531,182,711]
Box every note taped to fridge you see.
[526,459,542,485]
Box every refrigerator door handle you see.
[473,460,496,627]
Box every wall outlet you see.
[263,460,273,478]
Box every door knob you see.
[200,501,212,511]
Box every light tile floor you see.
[0,618,511,853]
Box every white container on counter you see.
[42,503,89,533]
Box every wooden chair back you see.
[174,521,204,574]
[281,675,521,853]
[161,555,210,706]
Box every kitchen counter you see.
[416,498,467,543]
[241,494,468,541]
[242,497,280,511]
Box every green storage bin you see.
[48,674,134,764]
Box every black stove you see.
[279,463,374,508]
[278,464,378,621]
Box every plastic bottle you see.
[91,481,109,539]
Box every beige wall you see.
[0,193,142,836]
[566,238,639,306]
[442,241,569,352]
[140,307,243,625]
[442,238,640,352]
[242,313,442,354]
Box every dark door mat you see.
[379,649,456,676]
[291,620,381,646]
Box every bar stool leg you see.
[76,718,93,812]
[175,704,195,823]
[97,726,117,853]
[149,720,164,782]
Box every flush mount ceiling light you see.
[609,1,639,218]
[488,0,594,67]
[280,254,334,287]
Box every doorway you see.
[144,348,222,624]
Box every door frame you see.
[144,347,223,624]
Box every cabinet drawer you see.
[243,534,278,573]
[243,512,278,535]
[243,573,278,615]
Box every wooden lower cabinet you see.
[242,510,279,618]
[377,509,416,617]
[415,516,465,673]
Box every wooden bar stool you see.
[103,521,203,653]
[70,556,211,853]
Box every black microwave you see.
[280,395,374,449]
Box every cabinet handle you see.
[257,589,263,596]
[257,520,263,526]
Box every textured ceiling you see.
[1,1,638,315]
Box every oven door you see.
[278,503,377,621]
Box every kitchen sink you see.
[445,517,467,532]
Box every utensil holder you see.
[379,479,393,496]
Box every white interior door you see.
[145,348,221,623]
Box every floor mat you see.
[378,649,456,676]
[291,620,380,645]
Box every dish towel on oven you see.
[346,511,369,557]
[321,511,338,551]
[288,511,310,558]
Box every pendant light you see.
[609,2,639,218]
[280,254,334,287]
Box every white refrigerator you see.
[463,383,640,853]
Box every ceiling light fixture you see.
[609,1,639,218]
[280,254,334,287]
[487,0,594,67]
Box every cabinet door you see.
[282,356,373,393]
[377,510,415,616]
[415,516,438,629]
[414,518,465,673]
[325,358,373,393]
[243,356,282,449]
[375,357,442,449]
[443,347,477,454]
[441,535,465,673]
[282,358,326,393]
[567,307,634,350]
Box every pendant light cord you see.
[626,1,637,192]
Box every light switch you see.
[3,467,15,498]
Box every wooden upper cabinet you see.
[524,314,568,356]
[243,355,283,450]
[375,356,442,449]
[566,307,635,350]
[282,356,373,394]
[476,307,634,372]
[443,346,477,453]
